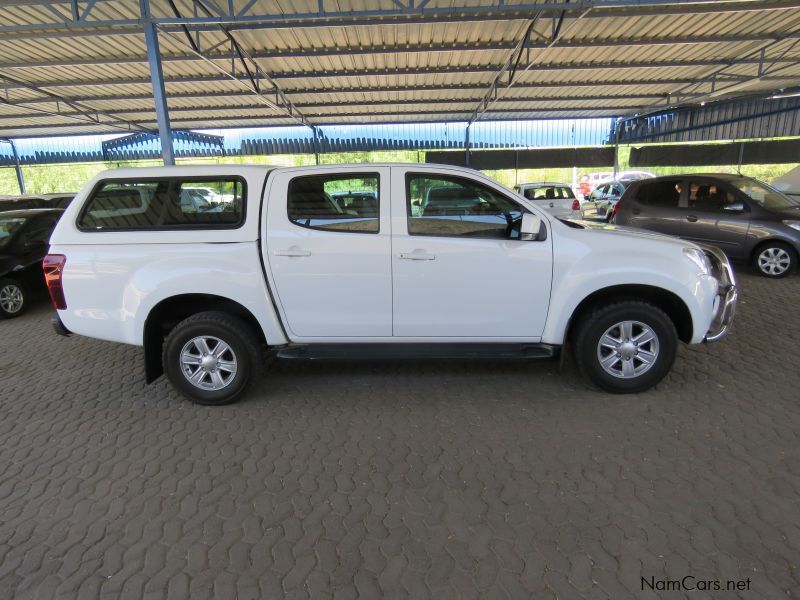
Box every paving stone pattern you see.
[1,269,799,599]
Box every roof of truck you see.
[94,165,279,178]
[92,163,487,178]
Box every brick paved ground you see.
[1,267,799,599]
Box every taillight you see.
[571,199,580,211]
[610,199,623,221]
[43,254,67,310]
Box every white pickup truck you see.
[45,164,737,405]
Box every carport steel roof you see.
[1,0,800,162]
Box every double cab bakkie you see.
[46,164,737,404]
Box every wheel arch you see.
[143,294,266,383]
[566,284,694,344]
[750,237,799,261]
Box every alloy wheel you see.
[180,335,238,390]
[0,283,24,314]
[596,320,660,379]
[757,247,791,276]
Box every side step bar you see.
[274,343,559,361]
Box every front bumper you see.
[700,245,738,342]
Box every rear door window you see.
[287,173,379,233]
[636,180,683,208]
[78,179,245,230]
[688,181,739,212]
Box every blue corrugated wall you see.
[0,119,613,166]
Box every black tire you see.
[162,311,262,405]
[752,241,796,278]
[573,300,678,394]
[0,278,26,319]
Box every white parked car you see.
[513,182,581,219]
[46,164,737,404]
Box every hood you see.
[568,219,697,248]
[764,205,800,220]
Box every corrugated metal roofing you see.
[0,1,799,139]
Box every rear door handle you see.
[686,215,698,223]
[631,209,641,215]
[274,249,311,257]
[399,252,436,261]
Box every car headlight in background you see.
[683,247,712,275]
[783,220,800,232]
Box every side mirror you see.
[520,213,543,241]
[723,201,745,213]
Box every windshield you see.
[733,179,800,210]
[0,216,26,250]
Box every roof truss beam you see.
[1,1,799,38]
[2,70,789,91]
[0,94,701,121]
[620,14,800,118]
[0,71,151,133]
[4,85,710,107]
[0,105,638,129]
[155,0,313,128]
[6,33,800,70]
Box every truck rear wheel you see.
[573,300,677,394]
[163,311,262,405]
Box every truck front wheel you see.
[574,301,677,394]
[163,311,262,405]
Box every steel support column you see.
[612,118,621,178]
[10,139,25,194]
[141,0,175,165]
[465,123,471,166]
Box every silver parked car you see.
[614,174,800,278]
[581,181,627,221]
[514,182,581,219]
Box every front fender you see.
[542,229,718,345]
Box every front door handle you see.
[399,252,436,261]
[686,215,698,223]
[274,248,311,257]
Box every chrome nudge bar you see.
[700,245,738,342]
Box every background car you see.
[0,208,63,318]
[578,172,613,198]
[513,182,581,219]
[614,174,800,277]
[581,181,627,221]
[0,193,75,213]
[330,190,378,217]
[616,170,656,182]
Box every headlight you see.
[783,220,800,232]
[683,247,712,275]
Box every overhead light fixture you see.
[769,90,800,100]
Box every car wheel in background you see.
[753,242,795,278]
[574,300,677,394]
[0,278,26,319]
[162,310,262,405]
